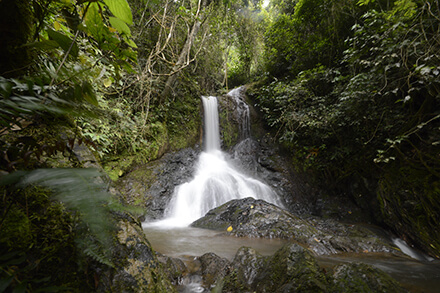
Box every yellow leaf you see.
[250,205,254,209]
[103,78,112,88]
[54,21,61,31]
[227,226,233,232]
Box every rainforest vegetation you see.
[0,0,439,291]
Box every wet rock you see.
[196,252,230,289]
[156,254,188,285]
[192,198,401,256]
[332,262,409,292]
[223,247,266,290]
[97,215,175,293]
[219,244,328,293]
[213,244,407,293]
[116,147,200,220]
[192,197,316,239]
[256,244,328,292]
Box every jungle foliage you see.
[0,0,267,290]
[0,0,140,291]
[251,0,440,256]
[2,0,440,289]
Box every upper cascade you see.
[202,96,221,152]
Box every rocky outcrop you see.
[115,147,200,220]
[219,244,328,292]
[149,242,408,293]
[97,215,175,292]
[192,198,402,256]
[332,262,407,292]
[211,243,407,293]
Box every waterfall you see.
[201,96,221,152]
[146,90,283,228]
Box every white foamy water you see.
[144,94,283,228]
[392,238,434,262]
[201,96,220,151]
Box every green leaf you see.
[123,36,137,48]
[103,0,133,25]
[84,3,105,43]
[24,40,59,51]
[46,29,79,58]
[12,282,26,293]
[0,276,14,292]
[109,16,131,35]
[81,81,99,106]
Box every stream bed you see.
[143,225,440,293]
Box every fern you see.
[79,239,114,268]
[0,168,127,268]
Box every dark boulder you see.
[212,244,407,293]
[196,252,230,289]
[97,215,175,292]
[156,253,188,286]
[254,244,328,292]
[332,262,408,292]
[226,247,266,290]
[192,198,401,256]
[219,244,327,292]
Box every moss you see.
[216,95,240,150]
[332,263,407,293]
[260,244,328,292]
[114,162,159,208]
[114,219,176,292]
[103,155,136,181]
[165,93,202,151]
[0,205,33,249]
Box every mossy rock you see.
[219,244,328,293]
[332,262,408,293]
[98,217,176,292]
[255,244,328,292]
[219,247,266,292]
[103,155,137,181]
[217,95,240,150]
[196,252,230,289]
[0,186,91,291]
[215,244,407,293]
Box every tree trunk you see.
[160,0,207,99]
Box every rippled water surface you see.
[143,226,287,260]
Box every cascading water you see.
[201,96,220,151]
[146,92,283,228]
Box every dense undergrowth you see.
[249,0,440,257]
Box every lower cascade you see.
[145,93,283,228]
